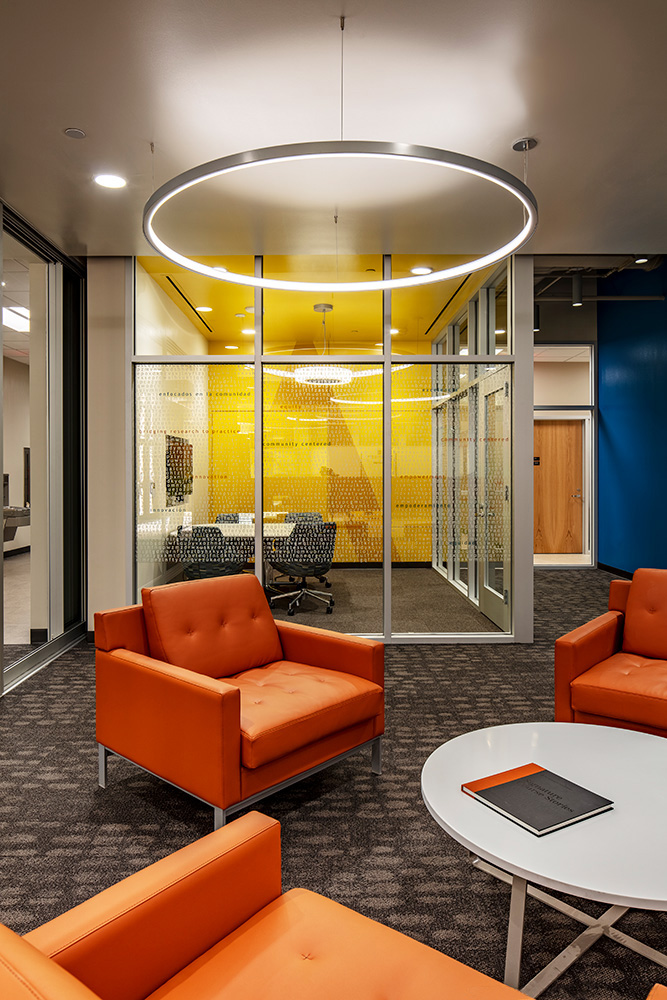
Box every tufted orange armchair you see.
[95,575,384,828]
[555,568,667,736]
[3,811,617,1000]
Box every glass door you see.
[477,365,512,630]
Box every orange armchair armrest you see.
[554,610,624,721]
[96,648,241,809]
[26,813,281,1000]
[647,987,667,1000]
[275,620,384,687]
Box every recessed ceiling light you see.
[234,313,245,318]
[495,328,506,334]
[64,127,86,139]
[245,306,254,314]
[411,266,433,276]
[390,328,399,334]
[241,328,255,335]
[196,306,212,312]
[224,345,238,350]
[635,256,649,264]
[3,308,30,332]
[94,173,127,188]
[375,343,383,347]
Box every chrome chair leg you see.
[98,744,109,788]
[371,736,383,775]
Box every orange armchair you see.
[1,811,562,1000]
[95,575,384,829]
[555,568,667,736]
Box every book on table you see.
[461,762,613,836]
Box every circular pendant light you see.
[143,140,538,293]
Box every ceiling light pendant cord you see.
[340,16,345,142]
[150,141,156,191]
[522,148,528,224]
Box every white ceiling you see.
[1,0,667,258]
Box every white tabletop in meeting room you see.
[421,722,667,996]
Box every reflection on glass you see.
[2,235,48,666]
[391,363,511,634]
[263,256,382,356]
[136,257,256,356]
[263,364,382,631]
[134,364,254,596]
[493,280,509,355]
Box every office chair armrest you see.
[96,648,241,808]
[25,813,281,1000]
[554,610,624,721]
[276,620,384,687]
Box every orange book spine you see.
[462,762,544,795]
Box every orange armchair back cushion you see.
[141,575,283,678]
[622,567,667,660]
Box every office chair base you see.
[270,584,334,615]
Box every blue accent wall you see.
[597,261,667,573]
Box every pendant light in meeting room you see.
[143,20,538,293]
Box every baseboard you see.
[3,546,30,558]
[29,628,48,644]
[597,562,633,579]
[86,630,95,643]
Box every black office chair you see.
[181,526,251,579]
[268,522,336,615]
[280,512,331,587]
[215,512,240,523]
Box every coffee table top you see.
[421,722,667,910]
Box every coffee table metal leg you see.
[504,875,527,989]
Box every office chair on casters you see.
[181,525,251,579]
[281,512,331,587]
[269,521,336,615]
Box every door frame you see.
[533,410,594,565]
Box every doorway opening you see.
[533,345,593,567]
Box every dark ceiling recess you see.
[534,255,664,303]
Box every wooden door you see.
[534,420,583,553]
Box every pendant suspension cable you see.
[150,141,155,191]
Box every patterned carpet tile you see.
[1,568,665,999]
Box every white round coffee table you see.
[421,722,667,996]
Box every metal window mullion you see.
[382,254,391,641]
[254,257,264,585]
[48,263,64,638]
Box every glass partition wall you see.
[0,210,86,693]
[133,255,529,641]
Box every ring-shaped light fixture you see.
[143,141,538,293]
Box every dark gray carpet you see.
[271,566,500,633]
[1,567,665,999]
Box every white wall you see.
[135,263,208,356]
[3,357,30,552]
[534,362,590,406]
[87,258,131,626]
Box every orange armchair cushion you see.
[141,575,283,678]
[571,651,667,731]
[228,661,384,768]
[0,924,101,1000]
[623,568,667,660]
[146,887,521,1000]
